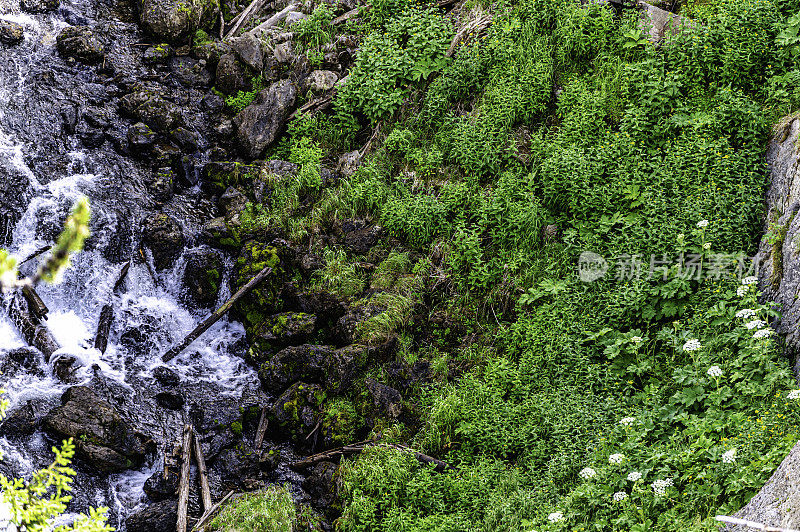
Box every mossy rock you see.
[232,241,283,332]
[258,344,334,393]
[321,399,359,448]
[249,312,318,366]
[270,382,324,445]
[200,161,261,195]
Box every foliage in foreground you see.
[209,485,319,532]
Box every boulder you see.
[142,213,184,270]
[20,0,58,12]
[125,500,178,532]
[135,96,183,133]
[56,26,104,63]
[234,79,297,159]
[638,1,694,44]
[0,401,38,436]
[366,378,402,418]
[306,69,337,92]
[250,312,317,365]
[127,122,157,151]
[137,0,218,42]
[219,187,248,218]
[253,160,298,203]
[337,150,361,178]
[271,382,323,441]
[146,168,175,204]
[229,33,263,71]
[215,53,251,95]
[181,248,224,306]
[43,386,149,473]
[142,43,173,63]
[143,468,180,501]
[258,344,334,393]
[0,20,24,45]
[303,461,338,509]
[153,365,180,387]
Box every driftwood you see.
[715,515,800,532]
[94,262,131,353]
[291,440,452,472]
[246,4,298,39]
[224,0,274,38]
[192,428,213,513]
[176,425,193,532]
[8,289,60,359]
[162,265,273,362]
[253,407,269,452]
[192,490,234,532]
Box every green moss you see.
[230,421,243,435]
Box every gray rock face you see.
[20,0,58,13]
[142,212,185,269]
[306,69,338,92]
[752,116,800,373]
[125,499,178,532]
[137,0,217,42]
[234,80,297,159]
[229,33,263,71]
[638,0,694,44]
[56,26,104,63]
[0,20,24,45]
[43,386,149,473]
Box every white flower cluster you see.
[631,336,643,344]
[683,339,702,352]
[753,328,773,340]
[745,319,766,330]
[697,219,709,228]
[722,449,737,464]
[735,308,756,319]
[651,478,673,496]
[619,417,636,427]
[609,453,626,465]
[579,467,596,479]
[737,286,750,297]
[742,276,758,285]
[707,365,723,378]
[627,471,642,482]
[547,512,564,523]
[788,390,800,400]
[613,491,628,502]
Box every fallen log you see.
[93,262,131,353]
[290,440,453,473]
[288,92,335,121]
[192,428,213,513]
[192,490,234,532]
[162,265,273,362]
[253,406,269,452]
[176,424,193,532]
[224,0,273,38]
[8,289,60,359]
[21,285,48,319]
[246,4,297,39]
[388,443,454,473]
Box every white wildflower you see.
[627,471,642,482]
[547,512,564,523]
[745,319,766,330]
[737,285,749,297]
[788,390,800,400]
[579,467,596,479]
[619,417,636,427]
[707,365,723,378]
[683,339,702,352]
[609,453,626,465]
[753,328,773,340]
[651,478,673,496]
[735,309,756,319]
[697,219,709,228]
[742,276,758,285]
[722,449,737,464]
[703,242,711,250]
[613,491,628,502]
[631,336,643,344]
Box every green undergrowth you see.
[210,485,320,531]
[235,0,800,528]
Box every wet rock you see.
[155,391,185,410]
[137,0,218,42]
[303,461,338,509]
[169,56,213,88]
[0,401,38,436]
[201,92,225,113]
[153,365,180,387]
[229,33,263,71]
[1,347,42,376]
[127,122,157,151]
[213,444,263,489]
[251,312,317,365]
[59,102,79,135]
[182,248,224,306]
[258,344,333,393]
[56,26,104,63]
[323,344,370,393]
[170,127,199,151]
[337,150,361,178]
[52,354,80,382]
[125,499,178,532]
[151,142,182,169]
[0,20,24,45]
[232,241,284,329]
[43,386,149,473]
[201,160,261,194]
[335,305,383,345]
[0,165,30,247]
[271,382,323,440]
[366,378,402,418]
[78,126,106,148]
[135,96,183,133]
[215,53,251,95]
[219,187,248,218]
[21,0,58,13]
[143,43,173,63]
[143,468,180,501]
[284,289,347,327]
[343,223,382,254]
[234,80,297,159]
[306,69,337,92]
[142,213,184,269]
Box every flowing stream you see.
[0,0,262,528]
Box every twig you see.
[332,6,360,25]
[162,266,273,362]
[18,245,52,267]
[359,122,381,157]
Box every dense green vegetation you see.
[238,0,800,528]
